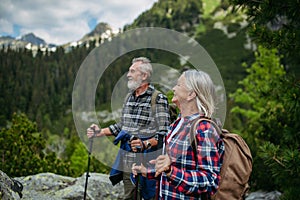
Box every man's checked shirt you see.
[109,84,170,169]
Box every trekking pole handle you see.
[88,127,100,154]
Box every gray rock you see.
[13,172,124,200]
[1,170,282,200]
[245,190,282,200]
[0,170,22,200]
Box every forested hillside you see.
[0,46,89,130]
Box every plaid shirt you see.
[109,84,170,169]
[147,114,225,200]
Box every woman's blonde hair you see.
[184,69,216,118]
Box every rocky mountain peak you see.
[20,33,46,46]
[86,22,112,37]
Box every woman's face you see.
[172,74,190,109]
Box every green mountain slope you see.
[126,0,254,93]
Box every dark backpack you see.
[191,118,253,200]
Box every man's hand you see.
[86,124,101,138]
[130,138,144,152]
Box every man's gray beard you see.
[127,79,142,91]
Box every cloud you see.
[0,0,157,45]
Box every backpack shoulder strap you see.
[151,89,160,114]
[190,118,200,164]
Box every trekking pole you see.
[84,127,99,200]
[134,167,140,200]
[134,146,142,200]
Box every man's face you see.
[127,61,144,90]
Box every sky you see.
[0,0,158,45]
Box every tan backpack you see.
[191,118,253,200]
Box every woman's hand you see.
[150,155,172,177]
[132,163,147,177]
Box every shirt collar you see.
[133,84,154,97]
[184,113,200,121]
[134,83,149,96]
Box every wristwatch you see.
[145,140,151,149]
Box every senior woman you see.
[132,69,225,200]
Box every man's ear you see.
[141,73,148,81]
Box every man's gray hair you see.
[132,57,153,82]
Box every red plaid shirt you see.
[147,114,224,200]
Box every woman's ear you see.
[187,91,196,101]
